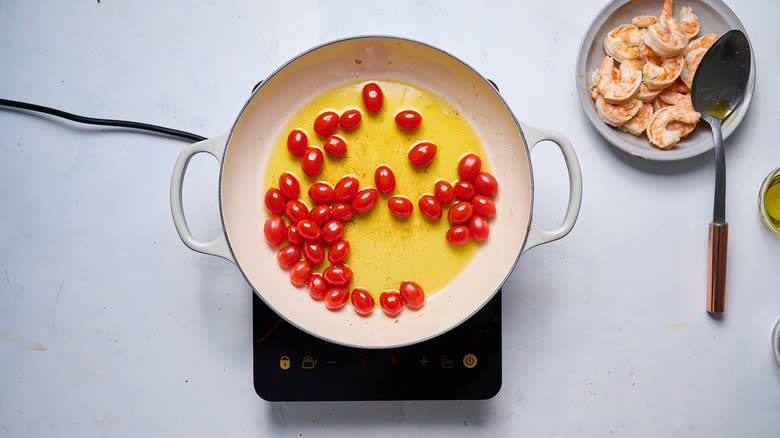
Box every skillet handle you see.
[169,132,235,263]
[520,123,582,254]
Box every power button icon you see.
[463,353,477,369]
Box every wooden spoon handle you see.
[706,222,728,313]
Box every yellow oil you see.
[263,79,490,300]
[762,175,780,232]
[705,100,732,120]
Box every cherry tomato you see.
[453,180,477,201]
[379,290,403,316]
[447,201,473,225]
[264,187,286,215]
[352,187,378,213]
[446,225,471,245]
[303,241,325,264]
[296,219,321,241]
[350,287,375,315]
[472,195,496,218]
[286,224,303,247]
[285,199,309,223]
[399,280,425,309]
[334,175,359,202]
[418,194,442,220]
[327,240,350,265]
[387,195,413,218]
[308,181,334,205]
[313,111,339,136]
[434,179,455,205]
[323,264,353,287]
[264,216,286,247]
[474,172,499,197]
[394,110,422,130]
[321,220,345,244]
[289,260,312,286]
[362,82,383,113]
[331,202,354,222]
[278,172,300,199]
[307,274,328,300]
[324,287,349,310]
[339,109,362,130]
[374,165,396,194]
[408,142,437,166]
[286,129,308,157]
[457,153,482,181]
[469,215,490,242]
[308,204,331,226]
[323,135,347,157]
[301,146,324,177]
[277,245,301,269]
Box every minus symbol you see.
[327,361,337,364]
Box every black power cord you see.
[0,98,207,143]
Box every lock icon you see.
[279,355,291,370]
[301,356,317,369]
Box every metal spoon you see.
[690,29,751,314]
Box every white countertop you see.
[1,0,779,436]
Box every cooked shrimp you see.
[637,81,663,102]
[604,24,643,62]
[589,70,601,100]
[665,78,691,93]
[680,47,707,88]
[642,54,683,90]
[632,15,657,29]
[597,57,642,104]
[595,95,643,127]
[652,95,672,112]
[678,6,700,40]
[658,90,695,111]
[645,0,687,56]
[688,33,718,52]
[647,106,701,149]
[620,102,654,136]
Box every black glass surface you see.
[253,290,502,401]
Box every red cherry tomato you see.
[285,199,309,223]
[303,241,325,264]
[327,240,350,264]
[264,216,286,247]
[469,215,490,242]
[352,187,378,213]
[374,165,395,194]
[453,180,477,201]
[408,142,437,166]
[308,204,331,226]
[399,281,425,309]
[350,287,375,315]
[308,181,334,205]
[264,187,286,215]
[339,109,362,130]
[289,260,312,286]
[447,201,473,225]
[307,274,328,300]
[362,82,383,113]
[313,111,339,136]
[324,287,349,310]
[301,146,324,177]
[434,179,455,205]
[387,196,413,218]
[394,110,422,130]
[296,219,321,241]
[446,225,471,245]
[323,264,353,287]
[331,202,354,222]
[472,195,496,218]
[277,245,301,269]
[278,172,300,199]
[287,129,308,157]
[286,224,303,247]
[474,172,499,197]
[334,175,359,202]
[457,153,482,181]
[379,290,403,316]
[323,135,347,157]
[321,220,345,244]
[418,194,442,220]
